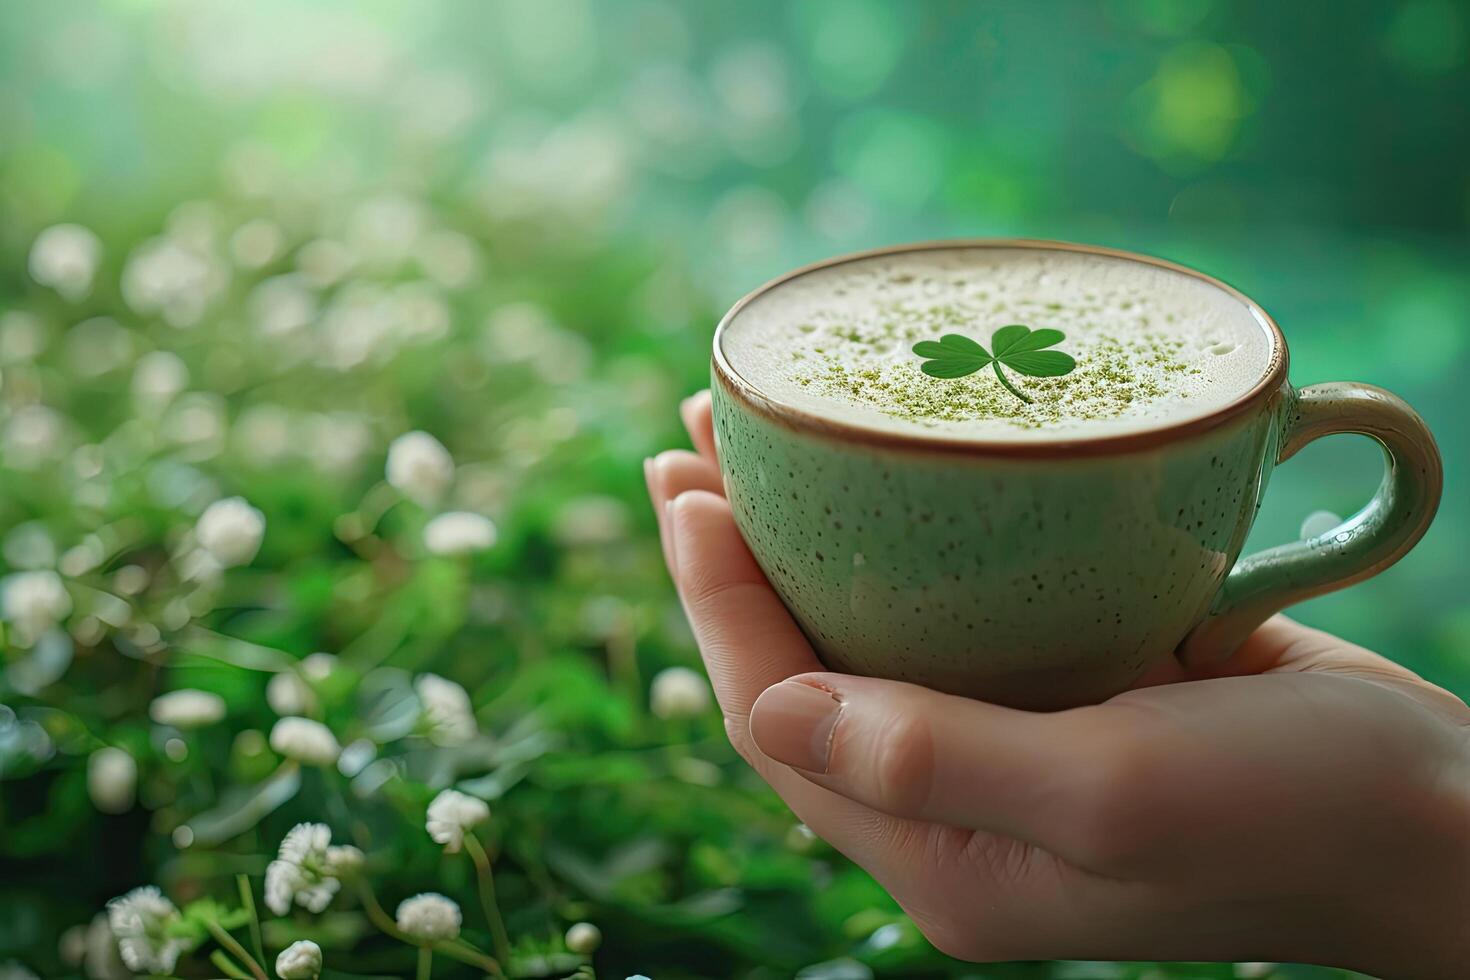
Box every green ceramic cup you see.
[710,240,1443,710]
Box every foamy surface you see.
[719,246,1276,442]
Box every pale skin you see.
[646,391,1470,979]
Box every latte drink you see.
[720,245,1276,442]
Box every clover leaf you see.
[912,324,1076,404]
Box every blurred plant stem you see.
[236,873,267,970]
[204,919,268,980]
[417,944,433,980]
[464,833,514,972]
[353,879,505,977]
[211,949,255,980]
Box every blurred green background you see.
[0,1,1465,978]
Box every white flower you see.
[267,671,315,715]
[229,219,284,269]
[425,789,489,853]
[300,652,337,681]
[395,893,461,942]
[325,844,365,876]
[274,940,322,979]
[29,224,102,301]
[132,351,190,407]
[2,570,72,635]
[385,431,454,505]
[264,823,343,915]
[83,911,129,980]
[148,689,226,728]
[565,921,602,954]
[423,512,497,556]
[106,886,186,974]
[87,747,137,814]
[195,497,265,567]
[270,717,341,766]
[414,673,476,746]
[4,405,66,470]
[249,274,317,335]
[650,666,711,720]
[120,236,223,328]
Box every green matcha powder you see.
[788,302,1199,429]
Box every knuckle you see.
[867,709,937,817]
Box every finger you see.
[645,450,723,576]
[748,671,1130,861]
[680,390,717,462]
[665,489,821,723]
[665,490,940,879]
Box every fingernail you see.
[750,681,842,773]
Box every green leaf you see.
[912,324,1075,400]
[935,333,989,356]
[919,357,988,379]
[989,324,1032,355]
[1000,327,1065,354]
[1002,350,1077,377]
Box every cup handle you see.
[1179,382,1443,668]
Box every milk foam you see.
[719,246,1276,442]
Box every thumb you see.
[748,672,1124,856]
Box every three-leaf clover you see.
[912,325,1076,404]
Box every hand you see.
[646,391,1470,979]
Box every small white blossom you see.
[148,689,226,728]
[395,893,461,942]
[266,671,315,716]
[565,921,602,954]
[425,789,489,853]
[106,886,185,974]
[264,823,343,916]
[121,236,223,328]
[249,274,317,335]
[423,512,497,556]
[195,497,265,567]
[83,911,129,980]
[337,738,376,777]
[385,431,454,505]
[29,224,102,301]
[274,940,322,979]
[229,219,284,269]
[414,673,476,746]
[270,717,341,766]
[4,405,66,470]
[650,666,711,719]
[2,571,72,635]
[87,747,137,814]
[300,652,337,681]
[325,844,365,876]
[132,351,190,407]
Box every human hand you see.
[646,390,1470,979]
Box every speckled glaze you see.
[711,241,1443,710]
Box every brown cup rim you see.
[711,239,1290,458]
